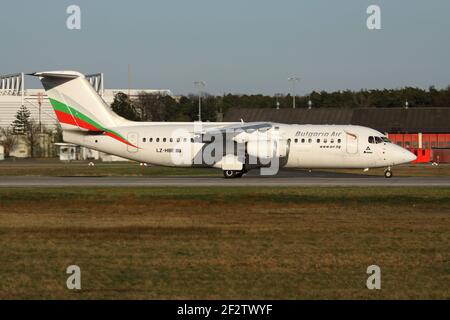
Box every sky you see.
[1,0,449,95]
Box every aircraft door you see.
[346,132,358,154]
[127,132,139,153]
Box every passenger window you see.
[301,139,305,143]
[177,138,180,143]
[150,138,153,142]
[170,138,173,143]
[156,138,160,142]
[317,139,320,143]
[337,139,341,143]
[183,138,187,142]
[324,139,327,143]
[163,138,167,142]
[330,139,334,143]
[308,138,312,143]
[294,138,298,143]
[191,138,194,143]
[143,138,146,142]
[368,136,374,144]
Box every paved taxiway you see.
[1,173,449,187]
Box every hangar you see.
[0,72,172,159]
[0,73,172,129]
[224,107,450,163]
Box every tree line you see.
[0,105,60,157]
[1,85,449,157]
[111,86,450,122]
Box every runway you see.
[1,175,449,187]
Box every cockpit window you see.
[369,136,390,144]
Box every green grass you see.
[0,160,219,177]
[0,187,449,299]
[0,159,449,177]
[322,164,450,177]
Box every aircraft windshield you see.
[368,136,391,144]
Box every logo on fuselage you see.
[294,131,343,137]
[364,146,373,154]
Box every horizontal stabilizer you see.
[28,71,85,79]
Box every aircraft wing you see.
[199,122,272,136]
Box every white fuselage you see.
[63,122,416,170]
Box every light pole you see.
[288,76,300,109]
[38,92,43,133]
[128,64,131,96]
[194,81,206,121]
[275,93,281,110]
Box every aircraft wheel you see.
[223,170,242,179]
[384,170,393,178]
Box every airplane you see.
[31,71,416,178]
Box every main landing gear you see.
[384,167,393,178]
[223,170,245,179]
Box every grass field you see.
[321,164,450,177]
[0,160,218,177]
[0,159,450,177]
[0,187,449,299]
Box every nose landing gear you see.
[384,167,393,178]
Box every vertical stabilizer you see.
[31,71,124,132]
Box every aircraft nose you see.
[400,149,416,163]
[405,150,417,162]
[392,145,417,164]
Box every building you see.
[224,107,450,163]
[0,73,173,129]
[0,72,172,160]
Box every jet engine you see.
[247,138,289,160]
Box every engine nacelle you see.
[276,139,289,158]
[247,140,274,160]
[247,139,289,160]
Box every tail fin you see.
[31,71,125,131]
